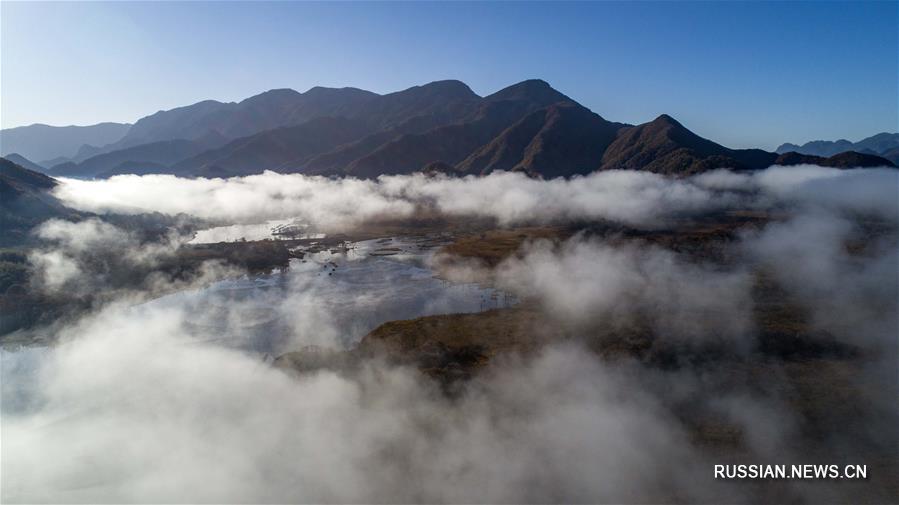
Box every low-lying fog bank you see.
[2,165,897,503]
[52,165,899,230]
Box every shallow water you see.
[147,236,511,353]
[1,236,513,404]
[188,219,325,244]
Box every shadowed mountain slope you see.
[271,82,487,175]
[109,87,378,152]
[119,81,475,150]
[171,117,372,177]
[0,158,80,246]
[880,147,899,165]
[599,114,777,175]
[174,79,574,178]
[81,80,484,178]
[0,158,56,191]
[333,80,577,177]
[341,99,559,178]
[50,134,228,179]
[341,80,480,131]
[2,153,47,174]
[774,151,896,168]
[457,102,628,177]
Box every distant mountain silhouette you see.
[880,147,899,165]
[16,79,895,181]
[774,151,895,168]
[599,114,776,175]
[114,87,378,151]
[776,133,899,159]
[0,158,79,246]
[51,134,227,179]
[2,153,48,174]
[0,122,130,164]
[39,143,108,167]
[101,161,171,178]
[115,100,231,148]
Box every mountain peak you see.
[599,113,779,175]
[379,80,480,104]
[1,157,57,189]
[419,79,479,98]
[262,88,300,95]
[3,153,47,174]
[304,86,378,98]
[651,114,682,127]
[510,78,552,89]
[485,79,572,107]
[239,88,302,106]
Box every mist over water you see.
[2,166,897,503]
[141,238,507,354]
[51,166,899,230]
[188,218,325,243]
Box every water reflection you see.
[189,219,325,244]
[143,236,512,354]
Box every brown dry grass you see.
[438,226,572,267]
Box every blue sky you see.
[1,1,896,149]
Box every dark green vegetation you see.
[10,79,893,180]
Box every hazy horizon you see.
[2,1,896,150]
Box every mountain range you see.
[777,132,899,165]
[0,122,131,165]
[2,79,895,181]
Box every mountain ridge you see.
[2,153,48,174]
[598,114,778,175]
[13,80,897,181]
[0,122,131,164]
[776,132,899,160]
[773,151,895,169]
